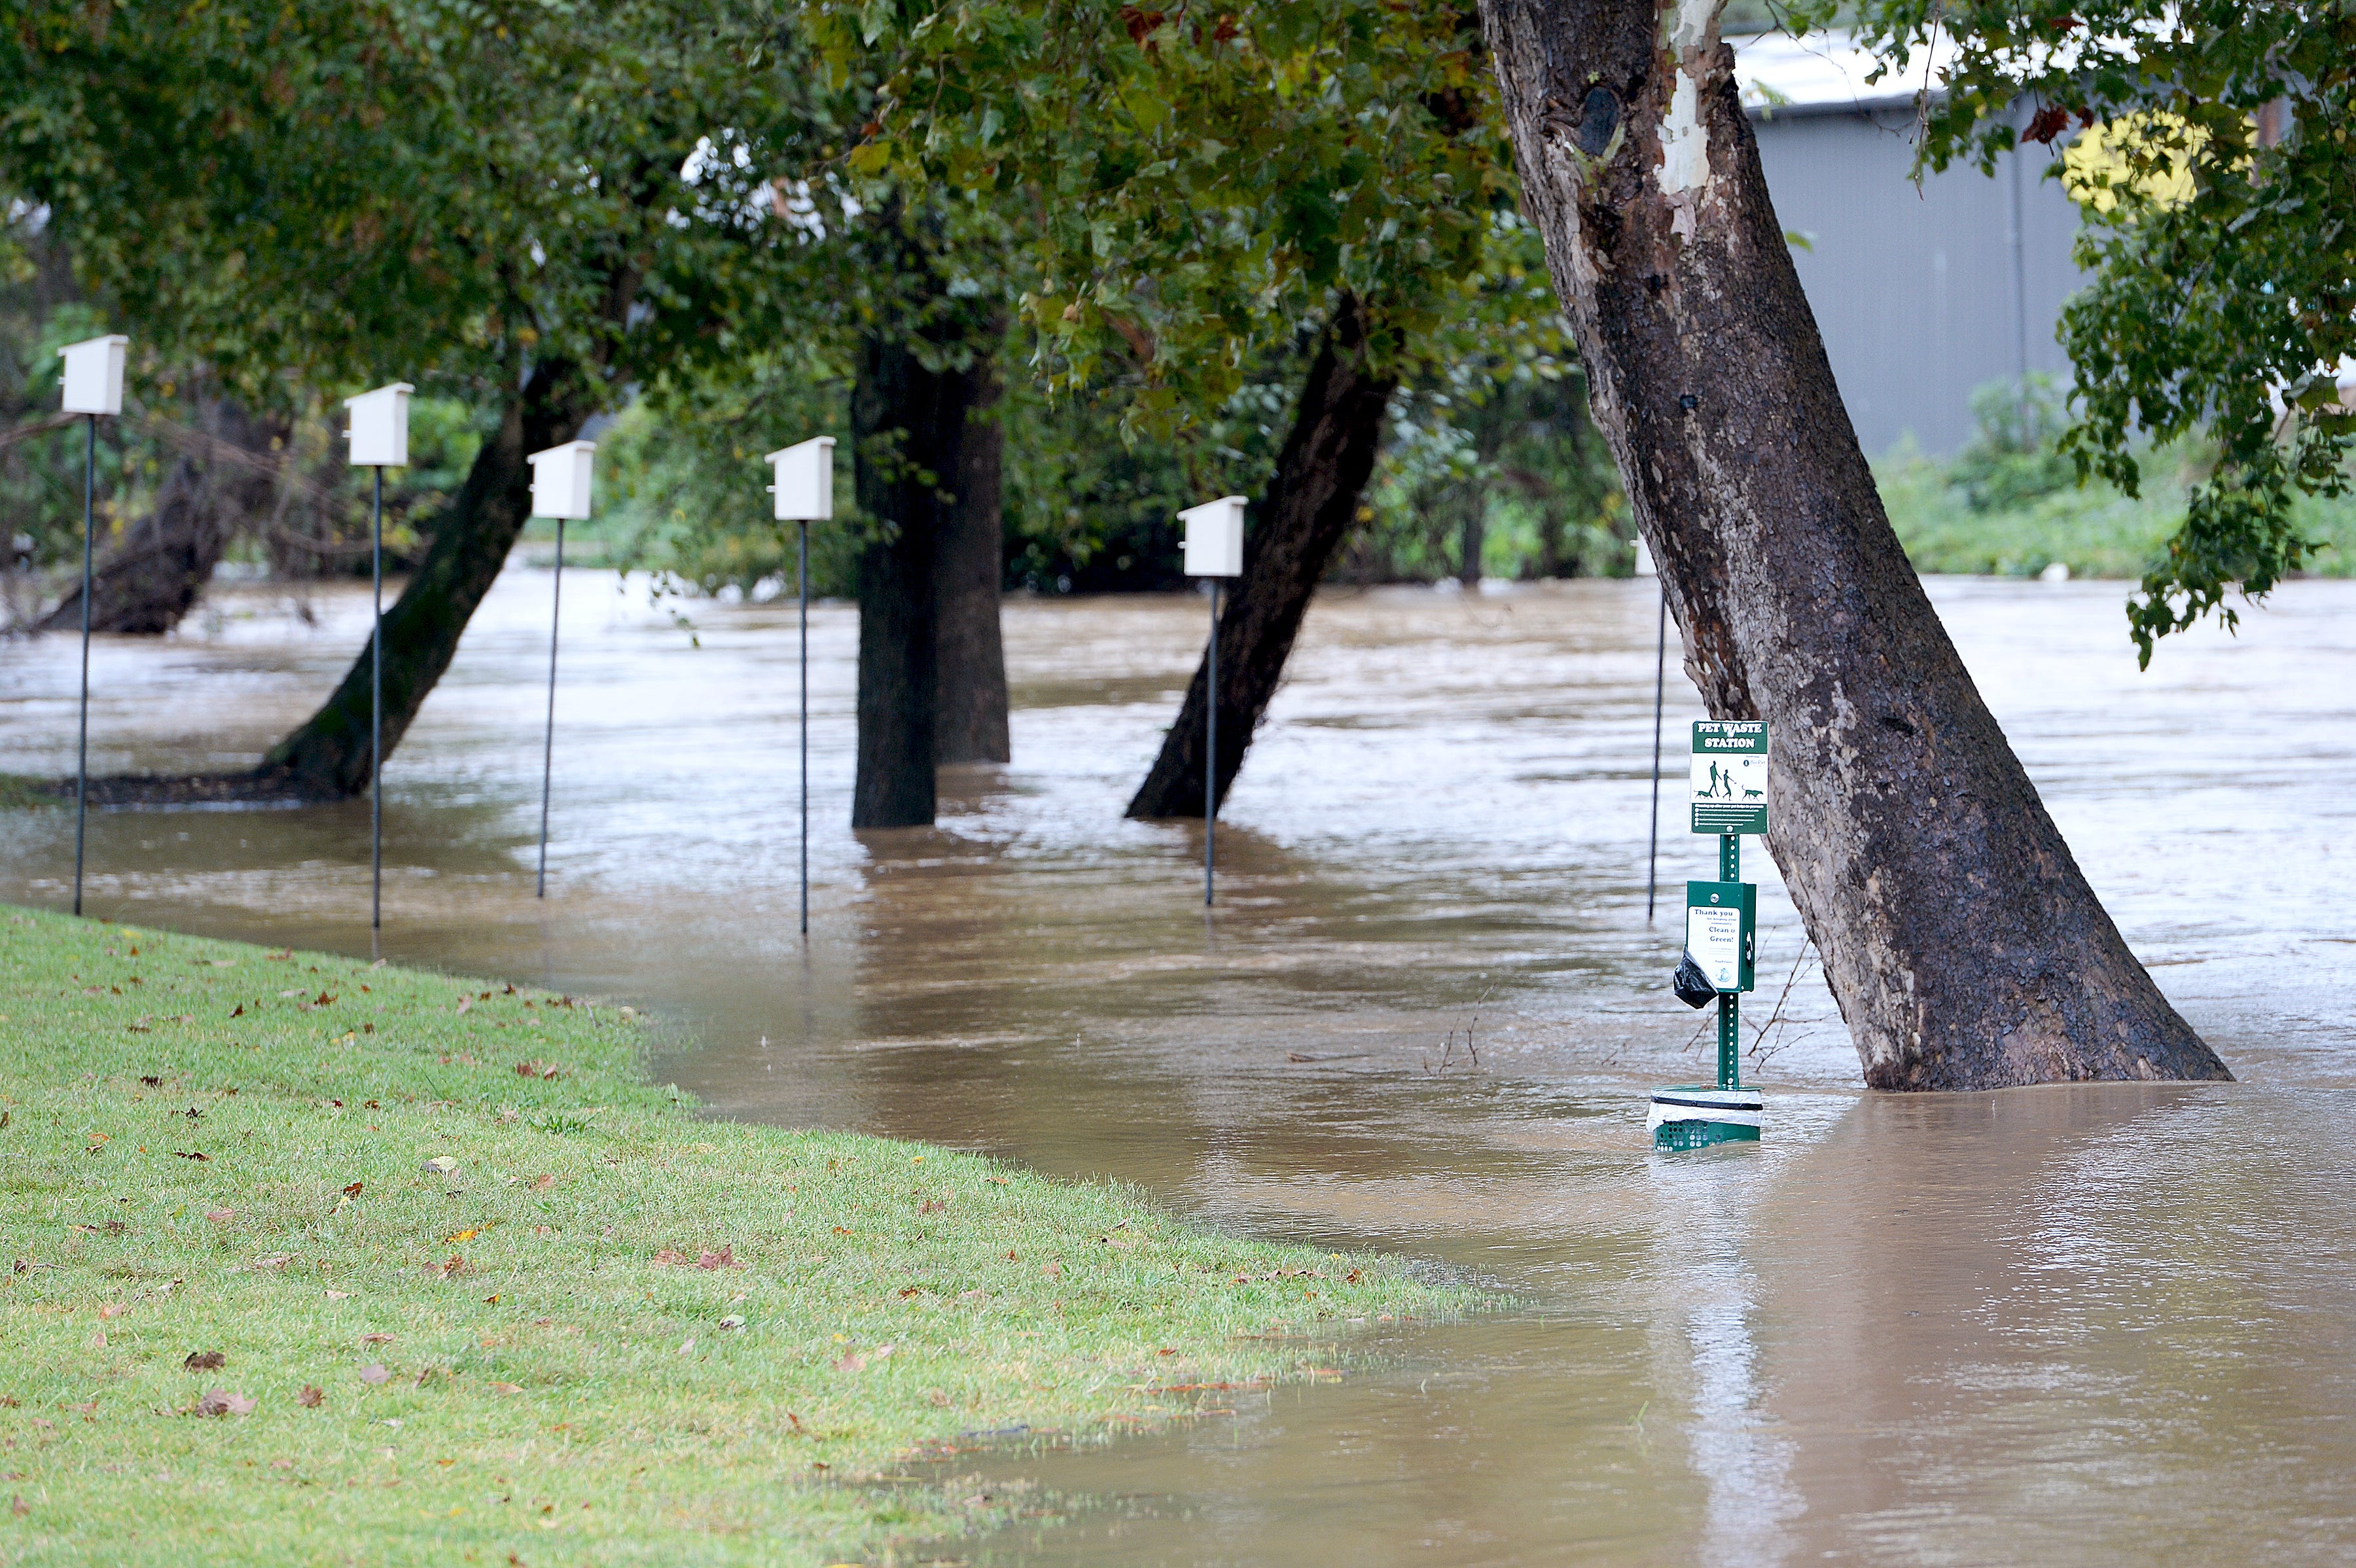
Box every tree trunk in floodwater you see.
[852,311,1007,825]
[255,360,592,798]
[1126,293,1398,820]
[37,398,286,635]
[1475,0,2228,1088]
[932,333,1010,767]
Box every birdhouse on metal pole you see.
[766,437,835,522]
[344,383,415,468]
[58,335,128,416]
[527,440,596,520]
[1179,495,1246,578]
[1180,494,1248,908]
[766,435,837,941]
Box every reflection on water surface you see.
[5,573,2354,1563]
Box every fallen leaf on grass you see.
[530,1174,556,1191]
[489,1381,524,1395]
[514,1060,562,1080]
[421,1156,459,1177]
[192,1389,255,1417]
[98,1304,128,1321]
[228,1005,243,1019]
[455,997,473,1016]
[204,1209,233,1223]
[833,1344,893,1373]
[359,1364,389,1385]
[445,1229,480,1245]
[297,1386,323,1408]
[253,1254,293,1270]
[918,1199,947,1215]
[342,1182,363,1198]
[361,1333,395,1345]
[717,1315,745,1331]
[184,1351,226,1371]
[173,1151,208,1162]
[9,1497,22,1517]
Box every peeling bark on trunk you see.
[1476,0,2227,1086]
[37,398,286,635]
[1126,293,1399,819]
[256,360,592,798]
[932,334,1011,767]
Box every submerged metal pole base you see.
[1645,587,1666,922]
[73,413,94,918]
[537,518,563,899]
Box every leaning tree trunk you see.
[37,397,287,635]
[255,360,591,797]
[1476,0,2228,1087]
[932,330,1011,767]
[1126,292,1399,819]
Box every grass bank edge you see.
[0,904,1482,1563]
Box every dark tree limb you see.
[37,397,287,635]
[1126,291,1399,820]
[1475,0,2227,1086]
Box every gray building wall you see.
[1749,109,2081,455]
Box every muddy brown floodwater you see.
[6,572,2355,1564]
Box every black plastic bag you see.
[1672,952,1717,1009]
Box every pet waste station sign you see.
[1649,719,1770,1152]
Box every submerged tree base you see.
[23,768,329,808]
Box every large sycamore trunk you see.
[1476,0,2228,1087]
[257,361,591,798]
[38,397,285,635]
[1126,293,1398,819]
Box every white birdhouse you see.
[58,334,129,416]
[527,440,597,520]
[765,436,836,522]
[1179,495,1246,577]
[344,383,415,468]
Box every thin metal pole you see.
[798,518,809,938]
[1720,831,1740,1090]
[370,467,384,931]
[1205,579,1218,906]
[537,518,563,899]
[73,414,94,918]
[1645,585,1667,922]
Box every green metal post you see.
[1718,832,1739,1090]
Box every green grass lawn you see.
[0,905,1469,1565]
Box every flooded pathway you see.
[6,573,2355,1563]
